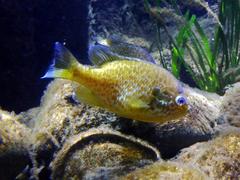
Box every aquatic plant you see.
[145,0,240,95]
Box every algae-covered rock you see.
[175,128,240,179]
[51,128,160,179]
[221,82,240,127]
[122,128,240,180]
[0,109,32,179]
[121,161,207,180]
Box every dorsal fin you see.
[106,35,156,64]
[88,44,118,65]
[88,44,142,66]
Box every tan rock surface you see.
[175,128,240,179]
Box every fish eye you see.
[175,95,187,106]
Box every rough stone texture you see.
[121,127,240,180]
[221,82,240,127]
[89,0,152,39]
[175,128,240,179]
[0,110,32,179]
[51,128,160,179]
[121,161,207,180]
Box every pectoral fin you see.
[126,97,150,109]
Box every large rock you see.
[221,82,240,127]
[50,128,160,179]
[174,128,240,179]
[121,161,207,180]
[0,110,32,179]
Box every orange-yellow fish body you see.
[43,42,188,123]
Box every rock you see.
[221,82,240,127]
[88,0,153,39]
[122,127,240,180]
[0,109,32,179]
[51,128,160,179]
[174,128,240,179]
[121,161,207,180]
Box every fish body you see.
[43,42,188,123]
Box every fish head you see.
[149,87,188,122]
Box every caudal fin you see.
[41,42,79,80]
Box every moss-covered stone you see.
[0,109,32,179]
[122,161,207,180]
[175,129,240,179]
[51,128,160,179]
[221,82,240,127]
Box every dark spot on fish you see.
[152,87,161,97]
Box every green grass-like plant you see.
[145,0,240,95]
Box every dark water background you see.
[0,0,89,113]
[0,0,216,113]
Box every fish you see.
[42,42,188,123]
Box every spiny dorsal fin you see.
[106,35,156,64]
[88,44,142,66]
[88,44,118,66]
